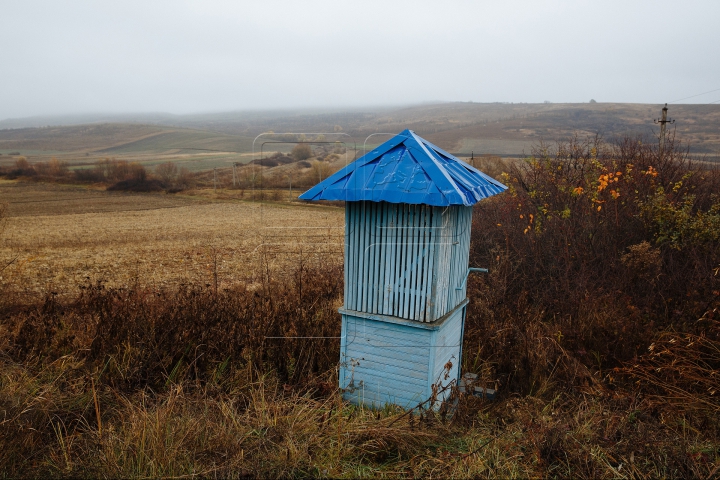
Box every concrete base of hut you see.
[338,300,467,410]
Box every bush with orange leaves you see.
[465,133,720,396]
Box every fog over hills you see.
[0,112,183,130]
[2,102,719,159]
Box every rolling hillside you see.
[0,124,259,171]
[2,103,719,171]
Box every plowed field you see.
[0,180,344,298]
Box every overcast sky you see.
[2,0,719,119]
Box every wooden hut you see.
[299,130,506,408]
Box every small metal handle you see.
[456,267,488,290]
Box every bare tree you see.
[176,167,196,190]
[155,162,179,186]
[239,164,264,188]
[310,160,332,183]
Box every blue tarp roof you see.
[298,129,507,206]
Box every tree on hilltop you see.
[292,143,313,161]
[155,162,178,186]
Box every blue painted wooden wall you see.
[339,301,467,409]
[340,201,473,408]
[344,201,472,322]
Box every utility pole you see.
[654,103,675,152]
[232,163,237,187]
[213,167,217,192]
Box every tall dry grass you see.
[1,134,719,477]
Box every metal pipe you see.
[456,267,488,290]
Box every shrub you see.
[175,167,195,190]
[14,157,30,170]
[154,161,178,186]
[32,158,70,179]
[251,154,293,167]
[4,261,343,388]
[128,162,147,181]
[465,134,720,393]
[308,160,333,183]
[74,166,106,183]
[47,157,69,177]
[102,158,131,182]
[5,156,36,178]
[97,159,146,183]
[291,143,313,161]
[107,178,163,192]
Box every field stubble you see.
[0,180,344,299]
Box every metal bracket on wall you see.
[456,267,488,290]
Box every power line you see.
[669,87,720,104]
[661,98,720,117]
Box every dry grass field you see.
[0,179,344,299]
[1,131,719,477]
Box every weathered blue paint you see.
[300,129,503,410]
[298,129,507,206]
[339,300,467,409]
[344,201,472,323]
[338,200,476,409]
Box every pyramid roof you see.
[298,129,507,206]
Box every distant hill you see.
[0,124,168,153]
[95,129,256,156]
[0,123,260,154]
[2,103,718,165]
[362,103,720,156]
[0,123,259,172]
[0,112,181,130]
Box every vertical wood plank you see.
[424,206,437,322]
[401,205,412,319]
[393,204,404,317]
[348,202,355,310]
[383,203,396,315]
[367,202,376,314]
[446,206,456,312]
[418,206,430,321]
[406,205,415,320]
[377,203,387,315]
[372,202,382,314]
[344,205,350,308]
[361,201,371,313]
[355,202,365,310]
[426,327,437,400]
[348,203,356,310]
[434,207,449,319]
[355,202,363,311]
[414,205,424,321]
[409,204,421,320]
[339,314,348,389]
[354,202,361,310]
[448,206,460,313]
[460,206,471,301]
